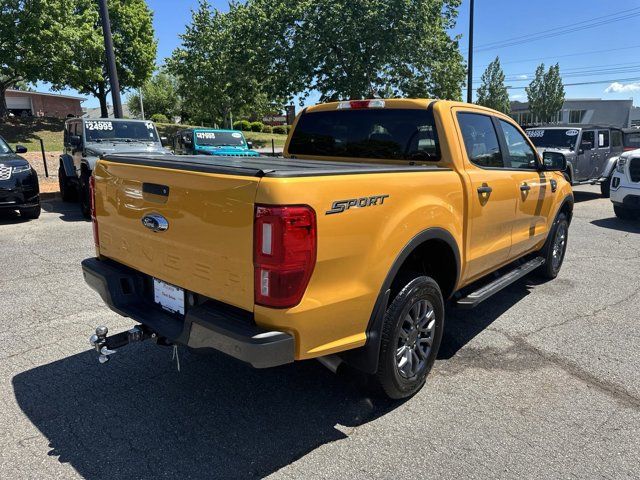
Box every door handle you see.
[520,183,531,192]
[477,185,493,194]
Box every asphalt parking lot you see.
[1,185,638,479]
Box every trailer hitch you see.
[89,325,156,364]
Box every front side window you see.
[288,108,440,161]
[0,137,11,154]
[499,120,538,169]
[457,113,503,168]
[581,131,595,150]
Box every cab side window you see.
[498,120,538,169]
[611,130,623,148]
[598,130,609,149]
[457,113,503,168]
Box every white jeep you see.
[610,148,640,219]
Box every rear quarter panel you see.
[254,170,463,359]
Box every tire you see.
[614,205,637,220]
[372,275,444,400]
[537,212,569,279]
[20,204,41,220]
[79,168,91,219]
[600,179,611,198]
[58,166,76,202]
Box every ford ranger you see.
[82,99,573,399]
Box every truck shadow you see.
[438,279,535,359]
[41,198,88,222]
[591,217,640,234]
[12,344,398,479]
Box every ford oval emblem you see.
[141,213,169,232]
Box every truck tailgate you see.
[93,159,260,311]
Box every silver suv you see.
[59,118,170,217]
[526,125,624,197]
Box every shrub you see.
[272,125,287,135]
[261,124,273,133]
[150,113,169,123]
[250,121,264,132]
[233,120,251,131]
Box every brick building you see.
[5,89,85,118]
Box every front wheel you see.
[58,166,76,202]
[600,179,611,198]
[372,276,444,399]
[20,205,41,220]
[614,205,637,220]
[537,212,569,279]
[79,169,91,219]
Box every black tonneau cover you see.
[101,154,449,178]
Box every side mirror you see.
[160,136,169,146]
[70,134,82,147]
[542,151,567,172]
[247,141,253,149]
[15,145,27,154]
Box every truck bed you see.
[102,153,448,178]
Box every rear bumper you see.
[81,257,295,368]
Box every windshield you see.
[526,128,579,150]
[288,108,440,161]
[84,120,159,143]
[0,137,11,154]
[194,130,245,147]
[624,131,640,148]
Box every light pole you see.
[138,88,145,120]
[98,0,123,118]
[466,0,474,104]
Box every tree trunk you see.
[98,83,109,118]
[0,87,8,119]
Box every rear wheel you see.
[537,212,569,279]
[20,205,41,220]
[614,205,637,220]
[372,276,444,399]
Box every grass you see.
[0,117,65,152]
[0,118,289,153]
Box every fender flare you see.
[339,227,461,374]
[600,155,619,180]
[59,154,76,178]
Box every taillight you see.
[337,99,385,109]
[254,204,316,308]
[89,175,99,247]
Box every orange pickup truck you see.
[82,99,573,398]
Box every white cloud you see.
[605,82,640,93]
[518,75,528,80]
[510,94,524,100]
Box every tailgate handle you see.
[143,183,170,197]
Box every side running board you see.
[456,257,545,309]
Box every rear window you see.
[624,131,640,148]
[288,108,440,161]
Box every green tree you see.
[127,71,180,120]
[245,0,465,103]
[0,0,71,117]
[526,63,565,124]
[51,0,157,118]
[476,56,510,114]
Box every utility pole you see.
[139,88,145,120]
[98,0,123,118]
[466,0,474,104]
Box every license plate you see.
[153,278,185,316]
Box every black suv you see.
[0,136,40,220]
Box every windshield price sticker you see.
[231,132,242,138]
[196,132,216,139]
[86,121,113,131]
[527,130,544,138]
[145,122,154,130]
[566,129,579,136]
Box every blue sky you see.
[49,0,640,108]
